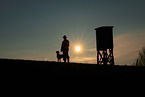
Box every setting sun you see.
[75,46,81,52]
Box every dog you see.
[56,51,63,62]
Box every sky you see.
[1,0,145,65]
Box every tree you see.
[136,47,145,66]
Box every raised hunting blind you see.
[95,26,114,65]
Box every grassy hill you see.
[1,58,145,83]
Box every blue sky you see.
[1,0,145,65]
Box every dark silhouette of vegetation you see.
[135,47,145,66]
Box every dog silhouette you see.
[56,51,63,62]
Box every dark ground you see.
[1,58,145,85]
[1,58,144,95]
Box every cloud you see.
[71,56,96,64]
[85,48,96,52]
[0,50,48,61]
[114,32,145,65]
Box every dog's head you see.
[56,51,59,54]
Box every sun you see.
[75,46,81,52]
